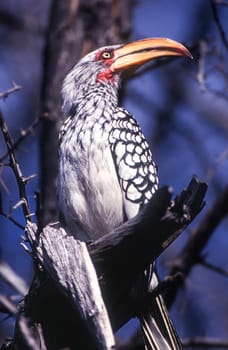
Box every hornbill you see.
[58,37,192,349]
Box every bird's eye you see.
[101,50,113,59]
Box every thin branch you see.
[0,115,42,162]
[34,190,42,232]
[0,294,17,316]
[0,209,25,230]
[0,172,10,195]
[17,316,47,350]
[0,192,24,229]
[149,272,184,300]
[0,111,31,226]
[0,261,28,295]
[211,0,228,51]
[196,40,207,92]
[0,82,21,100]
[165,186,228,307]
[199,259,228,278]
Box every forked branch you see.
[0,111,31,226]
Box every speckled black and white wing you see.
[109,108,182,350]
[109,107,158,219]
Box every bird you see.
[58,37,192,349]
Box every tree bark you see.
[12,176,207,350]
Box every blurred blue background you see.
[0,0,228,346]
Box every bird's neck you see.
[60,84,119,144]
[62,83,119,121]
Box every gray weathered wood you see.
[27,222,115,349]
[16,176,207,349]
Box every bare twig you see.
[196,40,207,92]
[149,272,184,299]
[199,259,228,278]
[0,82,21,100]
[211,0,228,51]
[0,261,28,295]
[17,316,47,350]
[34,190,42,232]
[165,186,228,307]
[0,192,25,229]
[0,174,10,195]
[0,210,25,230]
[0,115,42,162]
[0,111,31,226]
[0,294,17,316]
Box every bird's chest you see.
[59,118,123,239]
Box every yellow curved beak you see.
[111,37,192,72]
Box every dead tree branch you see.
[165,186,228,307]
[15,316,47,350]
[199,259,228,278]
[211,0,228,50]
[0,193,25,230]
[0,82,21,100]
[0,115,42,163]
[196,40,208,92]
[0,294,17,316]
[11,176,207,350]
[0,111,31,226]
[0,261,28,296]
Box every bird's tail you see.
[139,268,182,350]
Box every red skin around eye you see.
[95,51,116,83]
[95,50,114,64]
[96,68,115,83]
